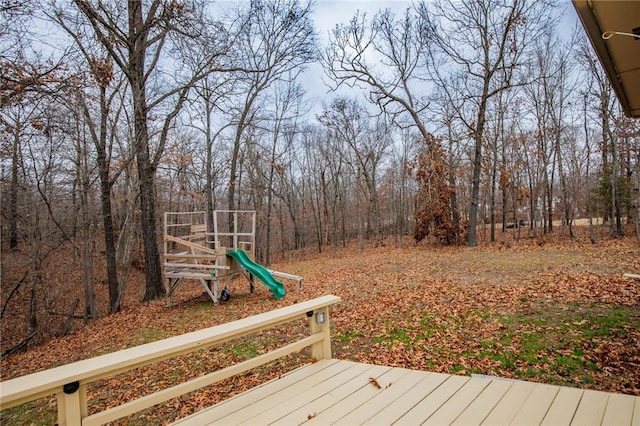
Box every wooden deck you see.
[172,359,640,426]
[3,295,638,425]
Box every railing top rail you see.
[0,295,341,409]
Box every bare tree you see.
[577,35,625,237]
[382,128,418,247]
[1,103,38,251]
[68,0,215,300]
[523,31,577,236]
[1,4,69,250]
[310,123,350,256]
[226,0,317,217]
[419,0,556,246]
[274,129,309,254]
[14,97,79,342]
[187,75,236,236]
[318,98,389,248]
[258,78,306,264]
[68,102,98,321]
[617,117,640,243]
[299,124,329,253]
[482,87,519,242]
[324,7,462,244]
[53,9,137,312]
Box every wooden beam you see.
[164,254,219,260]
[164,263,228,270]
[165,235,217,255]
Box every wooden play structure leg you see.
[199,278,219,304]
[166,278,182,307]
[166,277,218,306]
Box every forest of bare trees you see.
[1,0,639,334]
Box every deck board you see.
[510,383,559,425]
[329,367,413,425]
[451,379,513,425]
[571,389,609,425]
[540,386,583,425]
[303,364,396,425]
[171,360,640,425]
[265,362,378,425]
[602,393,637,426]
[481,380,537,424]
[362,371,449,425]
[231,360,360,425]
[333,367,427,425]
[254,362,385,425]
[422,377,491,425]
[372,374,470,426]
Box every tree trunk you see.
[229,90,261,218]
[204,95,215,245]
[490,149,497,243]
[28,261,38,333]
[78,135,97,321]
[228,132,241,214]
[80,224,96,321]
[115,172,137,310]
[9,124,20,250]
[128,1,163,301]
[28,208,41,333]
[60,299,80,336]
[555,128,572,238]
[468,105,487,247]
[611,135,623,236]
[93,86,120,313]
[546,179,553,233]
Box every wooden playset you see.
[163,210,301,305]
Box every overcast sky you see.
[302,0,580,114]
[314,0,409,32]
[27,0,581,122]
[303,0,412,105]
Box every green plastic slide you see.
[226,249,286,300]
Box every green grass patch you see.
[420,312,451,337]
[586,306,632,337]
[450,364,466,374]
[125,328,174,348]
[232,342,259,359]
[388,328,412,346]
[471,303,639,385]
[0,399,56,426]
[341,301,636,389]
[373,326,414,349]
[335,330,361,343]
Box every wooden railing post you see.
[309,306,332,360]
[56,381,87,426]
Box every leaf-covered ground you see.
[1,229,639,424]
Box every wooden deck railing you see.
[0,295,341,426]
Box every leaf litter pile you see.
[1,231,639,424]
